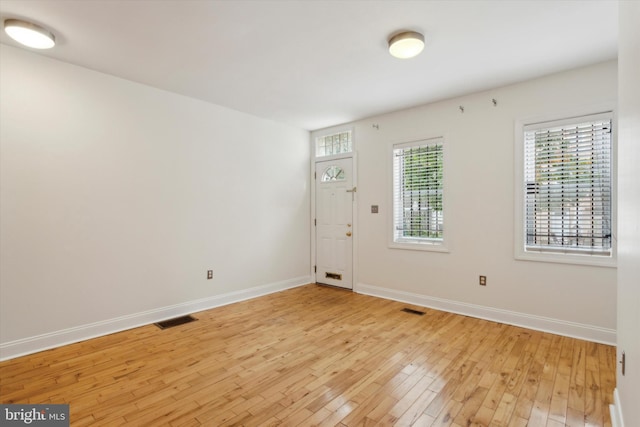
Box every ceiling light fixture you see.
[388,31,424,59]
[4,19,55,49]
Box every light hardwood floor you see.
[0,284,616,426]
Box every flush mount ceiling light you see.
[388,31,424,59]
[4,19,55,49]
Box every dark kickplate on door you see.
[154,315,197,329]
[401,308,426,316]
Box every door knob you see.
[346,231,352,237]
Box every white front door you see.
[315,158,354,289]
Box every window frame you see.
[389,136,449,252]
[514,108,616,267]
[320,165,346,182]
[314,128,354,159]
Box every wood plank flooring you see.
[0,284,616,426]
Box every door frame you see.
[311,152,358,290]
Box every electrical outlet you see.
[207,270,213,280]
[479,275,487,286]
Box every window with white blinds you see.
[392,138,444,245]
[523,113,612,256]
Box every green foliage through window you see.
[524,115,612,255]
[393,140,444,243]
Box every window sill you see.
[389,241,450,253]
[515,251,616,268]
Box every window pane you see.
[321,166,345,182]
[524,117,612,255]
[393,139,444,244]
[315,131,353,157]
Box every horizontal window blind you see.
[393,139,443,243]
[524,114,612,255]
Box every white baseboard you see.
[0,276,310,362]
[354,282,616,345]
[610,388,625,427]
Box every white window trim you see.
[388,136,449,253]
[514,107,617,268]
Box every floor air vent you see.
[154,315,197,329]
[401,308,426,316]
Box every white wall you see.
[0,45,310,359]
[614,1,640,425]
[316,61,618,343]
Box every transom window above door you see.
[315,131,352,158]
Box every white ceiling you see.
[0,0,618,131]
